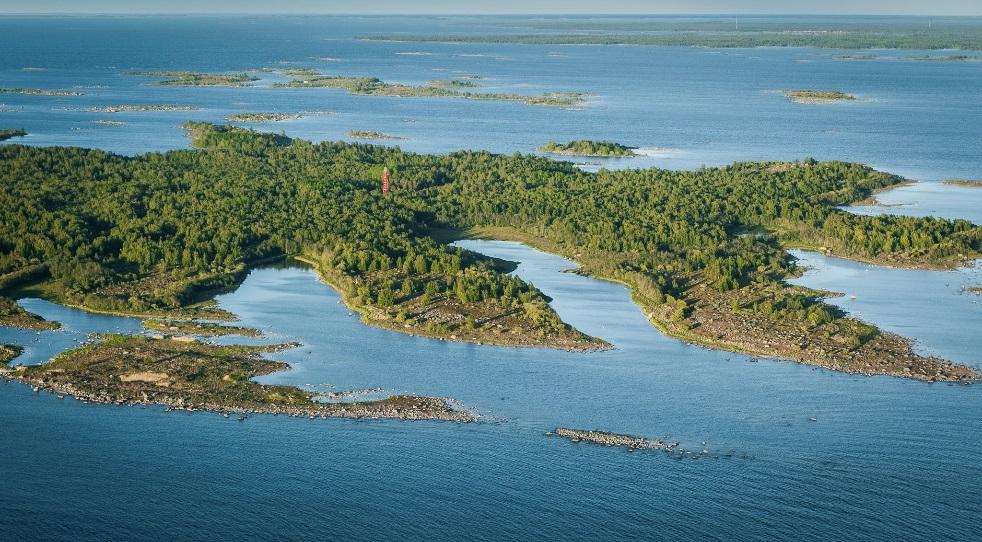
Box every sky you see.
[1,0,980,16]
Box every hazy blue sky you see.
[1,1,980,16]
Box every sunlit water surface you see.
[2,15,982,542]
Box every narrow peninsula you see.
[1,335,472,421]
[0,128,27,141]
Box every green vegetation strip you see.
[126,71,259,87]
[539,140,636,157]
[0,343,22,365]
[0,128,27,141]
[362,25,982,51]
[0,88,82,96]
[347,130,405,140]
[1,335,471,421]
[142,318,262,337]
[273,73,586,107]
[0,296,59,330]
[1,123,979,381]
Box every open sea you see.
[1,15,980,541]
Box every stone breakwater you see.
[551,427,678,451]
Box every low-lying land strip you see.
[785,90,857,104]
[227,112,303,122]
[0,87,82,96]
[0,128,27,141]
[1,343,22,365]
[904,55,980,62]
[0,296,59,330]
[1,335,473,421]
[126,71,259,87]
[428,79,481,88]
[943,179,982,187]
[551,427,683,453]
[361,24,982,50]
[142,318,262,337]
[538,140,637,157]
[272,73,586,107]
[346,130,405,140]
[87,105,198,113]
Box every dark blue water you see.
[2,16,982,541]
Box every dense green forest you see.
[0,128,27,141]
[1,123,978,376]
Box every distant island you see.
[0,87,82,96]
[0,128,27,141]
[126,71,259,87]
[943,179,982,187]
[361,21,982,50]
[539,140,637,157]
[346,130,406,140]
[87,105,198,113]
[428,79,481,88]
[1,123,979,383]
[785,90,857,104]
[904,55,979,62]
[1,334,473,422]
[227,112,303,122]
[273,73,586,107]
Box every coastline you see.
[443,226,979,383]
[294,255,611,352]
[0,336,475,423]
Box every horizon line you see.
[2,12,982,17]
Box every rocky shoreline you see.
[1,335,474,423]
[0,371,473,422]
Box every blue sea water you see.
[2,15,982,542]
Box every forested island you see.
[943,180,982,187]
[539,140,637,157]
[1,123,979,382]
[0,334,472,421]
[347,130,405,140]
[784,90,857,104]
[126,71,259,87]
[0,128,27,141]
[272,73,586,107]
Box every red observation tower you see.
[382,167,390,194]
